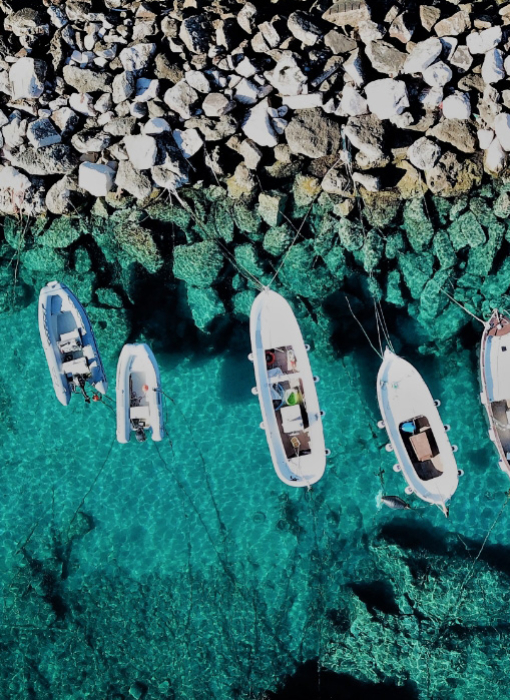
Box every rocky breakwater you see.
[1,0,510,216]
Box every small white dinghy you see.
[39,280,107,405]
[116,343,164,444]
[377,349,459,516]
[480,310,510,477]
[249,288,327,487]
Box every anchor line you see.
[440,286,485,326]
[153,440,298,666]
[344,295,383,360]
[156,388,227,539]
[65,434,116,542]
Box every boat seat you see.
[281,404,304,434]
[62,356,89,376]
[59,329,82,354]
[409,431,433,462]
[130,405,150,422]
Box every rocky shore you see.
[3,0,510,347]
[1,0,510,215]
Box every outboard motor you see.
[76,374,90,403]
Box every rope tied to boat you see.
[65,433,116,543]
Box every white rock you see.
[47,6,67,28]
[343,50,365,86]
[143,118,171,135]
[440,36,458,62]
[365,78,409,119]
[404,38,443,74]
[202,92,234,117]
[419,87,443,108]
[358,20,385,43]
[123,134,158,169]
[113,72,135,104]
[466,26,502,54]
[482,49,505,84]
[271,117,287,134]
[340,84,368,116]
[282,93,323,109]
[352,171,380,192]
[234,78,261,105]
[478,128,494,149]
[119,43,156,72]
[390,111,413,128]
[52,106,78,135]
[97,111,114,126]
[134,78,159,102]
[173,128,203,158]
[3,116,26,149]
[0,166,30,192]
[485,136,506,173]
[131,102,147,119]
[69,92,96,116]
[185,70,211,93]
[239,139,262,169]
[422,61,452,88]
[407,136,441,171]
[442,91,471,119]
[151,166,188,190]
[164,81,199,120]
[95,93,112,114]
[79,162,115,196]
[242,98,278,147]
[264,54,307,96]
[26,118,61,148]
[235,57,258,78]
[9,58,46,100]
[494,113,510,151]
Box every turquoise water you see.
[3,274,510,698]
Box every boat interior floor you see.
[491,399,510,455]
[267,345,298,375]
[400,416,445,482]
[274,406,311,459]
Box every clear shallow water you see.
[3,280,510,699]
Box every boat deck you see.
[400,415,445,482]
[488,313,510,337]
[267,345,311,460]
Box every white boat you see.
[39,280,107,405]
[116,343,164,444]
[249,288,327,487]
[377,349,459,516]
[480,310,510,477]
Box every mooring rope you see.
[65,434,116,542]
[345,295,383,360]
[156,387,227,538]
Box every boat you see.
[377,348,459,516]
[116,343,164,444]
[39,280,107,405]
[480,310,510,477]
[249,288,327,487]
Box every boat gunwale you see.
[480,310,510,477]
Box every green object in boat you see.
[286,391,298,406]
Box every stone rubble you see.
[0,0,507,214]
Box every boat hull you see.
[480,311,510,477]
[116,343,164,443]
[377,349,458,512]
[38,280,107,406]
[250,288,325,487]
